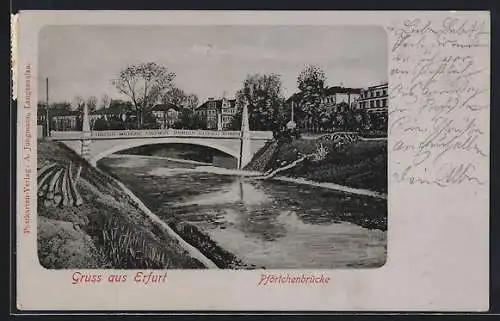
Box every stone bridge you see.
[48,128,273,169]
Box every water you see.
[99,155,387,269]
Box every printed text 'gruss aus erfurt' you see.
[71,271,168,285]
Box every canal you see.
[98,148,387,269]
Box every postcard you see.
[13,10,490,311]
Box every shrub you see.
[99,216,170,269]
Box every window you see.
[383,89,387,96]
[370,101,374,108]
[376,100,381,107]
[376,91,380,97]
[382,99,387,107]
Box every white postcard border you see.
[15,10,490,311]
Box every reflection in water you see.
[176,179,270,207]
[99,155,387,268]
[172,179,288,242]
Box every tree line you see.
[39,62,387,135]
[227,65,387,136]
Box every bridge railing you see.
[91,129,243,138]
[49,131,83,140]
[49,129,273,140]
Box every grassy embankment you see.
[245,136,387,194]
[37,140,206,269]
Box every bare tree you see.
[161,87,187,107]
[161,87,199,111]
[112,62,175,127]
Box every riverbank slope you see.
[37,140,206,269]
[245,137,387,194]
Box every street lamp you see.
[286,101,297,130]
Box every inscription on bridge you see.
[49,129,273,141]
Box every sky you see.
[38,25,388,106]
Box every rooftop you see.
[197,98,236,110]
[324,86,362,95]
[363,82,389,90]
[151,103,183,112]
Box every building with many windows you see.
[48,109,81,131]
[195,97,237,130]
[357,82,388,113]
[37,104,80,132]
[151,103,182,128]
[88,102,136,129]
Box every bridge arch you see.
[89,137,241,166]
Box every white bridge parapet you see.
[49,129,273,140]
[49,131,84,140]
[48,129,274,169]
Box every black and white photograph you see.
[36,25,388,270]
